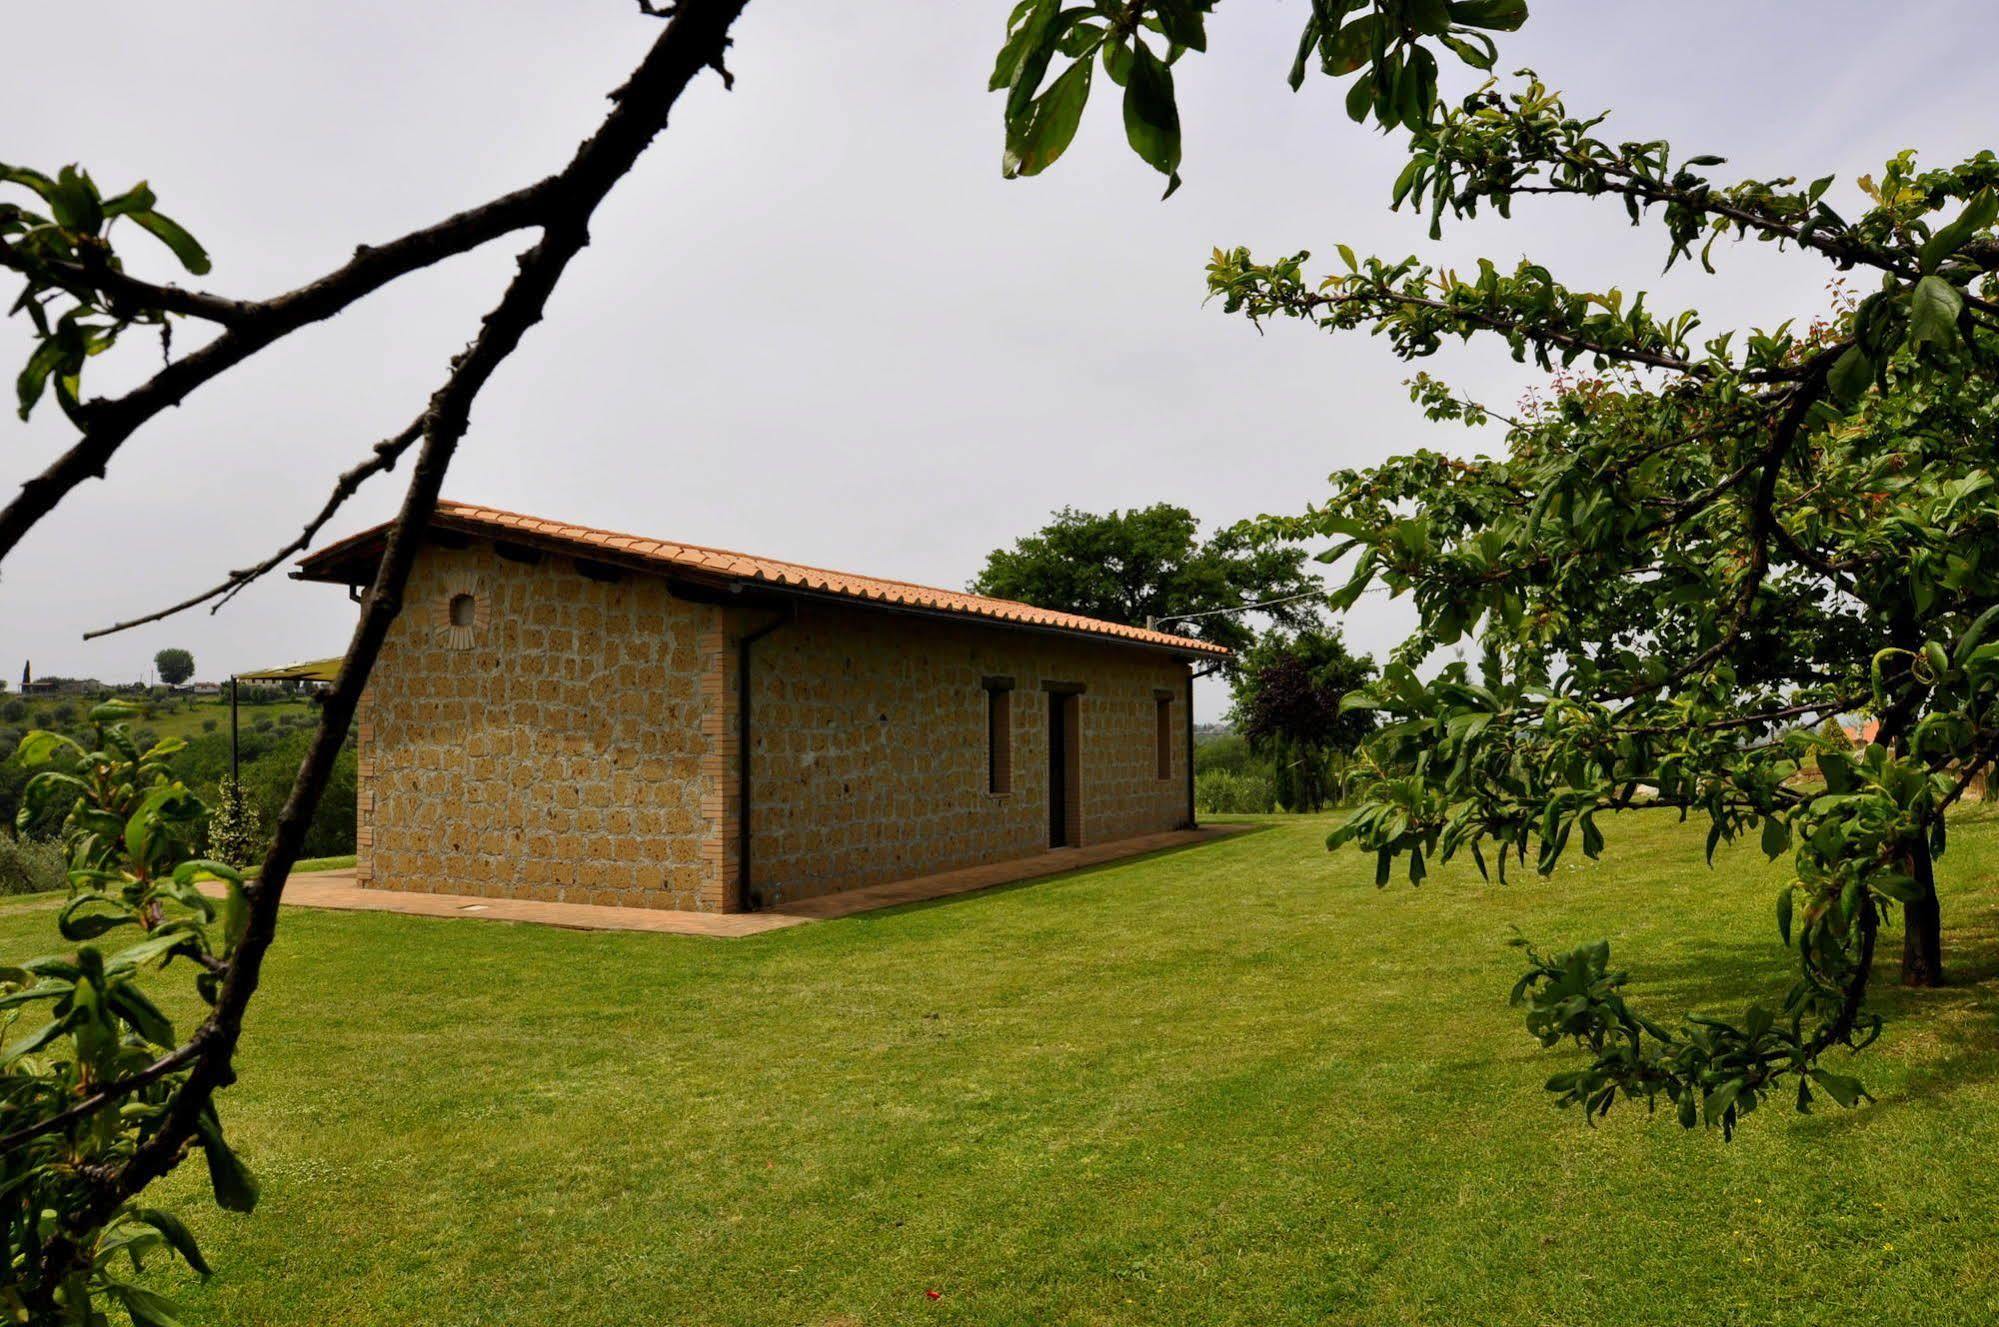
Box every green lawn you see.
[6,810,1997,1325]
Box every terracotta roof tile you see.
[297,500,1231,658]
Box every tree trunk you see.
[1901,834,1945,987]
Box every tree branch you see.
[0,177,561,569]
[0,1038,205,1155]
[1606,347,1840,700]
[0,242,254,325]
[80,416,425,639]
[31,0,752,1284]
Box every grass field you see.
[5,810,1996,1325]
[0,695,318,742]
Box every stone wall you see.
[353,540,1194,913]
[731,603,1192,907]
[355,542,724,909]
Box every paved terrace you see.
[214,825,1256,937]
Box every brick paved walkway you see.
[219,824,1253,938]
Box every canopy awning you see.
[236,657,341,683]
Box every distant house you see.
[21,677,104,697]
[297,500,1227,913]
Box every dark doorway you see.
[1048,690,1073,847]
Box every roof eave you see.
[293,517,1231,661]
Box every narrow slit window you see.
[985,681,1013,794]
[1155,694,1173,780]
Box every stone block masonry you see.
[733,603,1190,907]
[355,543,723,909]
[354,539,1194,912]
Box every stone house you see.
[297,501,1229,913]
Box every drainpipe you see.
[736,607,791,911]
[1185,661,1197,829]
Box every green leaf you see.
[1775,886,1794,946]
[1438,31,1496,69]
[195,1109,260,1213]
[1000,0,1065,122]
[1448,0,1529,31]
[1905,274,1964,354]
[14,727,83,767]
[105,929,197,973]
[1287,14,1322,91]
[1101,36,1132,87]
[990,0,1048,91]
[1808,1068,1866,1109]
[1153,0,1207,52]
[1919,188,1998,273]
[1827,345,1872,406]
[107,982,177,1047]
[48,165,103,233]
[1004,52,1093,178]
[15,337,69,421]
[0,163,59,202]
[1869,873,1921,904]
[0,1016,68,1064]
[1410,0,1454,35]
[57,895,137,942]
[173,859,244,887]
[131,1208,212,1277]
[101,181,158,218]
[1121,39,1182,198]
[1759,815,1790,859]
[1344,70,1375,123]
[1322,15,1380,76]
[127,208,211,276]
[1703,1077,1745,1126]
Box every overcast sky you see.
[5,1,1994,717]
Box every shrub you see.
[1194,732,1255,777]
[202,718,218,733]
[0,699,25,722]
[0,834,66,896]
[252,716,273,732]
[207,777,265,869]
[1196,768,1277,815]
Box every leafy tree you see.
[971,504,1323,655]
[1231,630,1376,811]
[0,3,754,1317]
[153,648,194,687]
[1199,77,1999,1133]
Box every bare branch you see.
[81,416,424,639]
